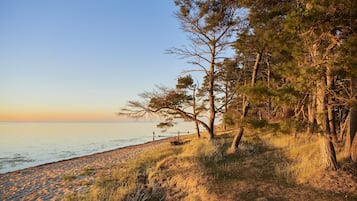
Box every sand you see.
[0,138,171,201]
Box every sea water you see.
[0,122,194,174]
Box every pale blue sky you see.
[0,0,189,121]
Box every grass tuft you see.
[67,145,182,201]
[80,167,95,176]
[181,139,223,162]
[62,175,77,181]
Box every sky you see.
[0,0,190,122]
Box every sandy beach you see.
[0,138,171,201]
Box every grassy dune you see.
[67,130,357,201]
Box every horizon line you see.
[0,120,162,123]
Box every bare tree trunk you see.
[345,77,357,159]
[242,96,249,118]
[230,127,244,153]
[339,112,349,141]
[230,52,262,151]
[266,57,272,120]
[326,66,337,138]
[195,116,201,138]
[308,92,317,133]
[321,136,338,170]
[224,79,229,131]
[208,46,216,140]
[351,132,357,162]
[251,53,261,86]
[316,78,328,133]
[344,112,356,159]
[192,88,200,138]
[316,68,338,170]
[327,98,336,136]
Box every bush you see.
[278,119,304,134]
[247,118,268,129]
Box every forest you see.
[64,0,357,200]
[121,0,357,169]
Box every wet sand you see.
[0,138,171,201]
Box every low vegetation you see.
[66,128,357,201]
[113,1,357,199]
[62,175,77,181]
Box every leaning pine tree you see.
[168,0,242,140]
[119,1,242,140]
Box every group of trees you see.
[120,0,357,167]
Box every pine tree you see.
[169,0,242,139]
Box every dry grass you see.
[180,138,223,161]
[67,130,357,201]
[263,132,357,197]
[264,133,324,183]
[198,131,357,200]
[148,138,223,201]
[66,145,182,201]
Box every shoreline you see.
[1,136,172,175]
[0,137,175,200]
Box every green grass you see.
[62,175,77,181]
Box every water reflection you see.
[0,122,194,173]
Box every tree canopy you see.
[119,0,357,165]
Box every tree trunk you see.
[208,46,216,140]
[345,77,357,159]
[351,132,357,162]
[267,60,272,120]
[192,88,201,138]
[308,93,317,133]
[224,79,229,131]
[321,136,338,170]
[242,96,249,118]
[195,116,201,138]
[316,77,328,133]
[230,127,244,153]
[230,52,262,151]
[339,112,349,141]
[316,71,338,170]
[327,96,336,136]
[326,66,337,137]
[251,52,261,86]
[344,112,356,159]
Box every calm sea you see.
[0,122,194,174]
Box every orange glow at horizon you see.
[0,108,124,122]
